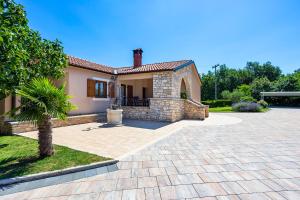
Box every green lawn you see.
[0,135,111,179]
[209,106,233,112]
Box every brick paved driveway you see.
[2,108,300,199]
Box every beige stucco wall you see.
[52,71,69,94]
[118,73,153,80]
[171,64,201,103]
[190,64,201,102]
[0,96,22,120]
[67,66,114,115]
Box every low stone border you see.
[0,160,118,196]
[0,113,106,135]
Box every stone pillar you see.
[153,72,173,98]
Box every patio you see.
[17,114,240,159]
[4,108,300,199]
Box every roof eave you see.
[173,60,194,72]
[69,64,114,75]
[118,68,174,75]
[173,60,202,83]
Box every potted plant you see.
[107,103,123,125]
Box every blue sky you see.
[18,0,300,74]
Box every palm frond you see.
[10,78,76,124]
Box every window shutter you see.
[87,79,95,97]
[109,82,115,98]
[103,82,107,98]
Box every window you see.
[95,80,107,98]
[87,79,108,98]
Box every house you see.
[0,49,208,134]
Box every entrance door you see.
[121,84,126,106]
[142,87,147,99]
[127,85,133,98]
[127,85,133,105]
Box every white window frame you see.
[91,77,111,101]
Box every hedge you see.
[202,99,232,108]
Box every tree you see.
[250,77,272,99]
[10,78,75,157]
[245,61,281,82]
[273,74,300,91]
[0,0,67,100]
[201,71,215,100]
[237,84,251,96]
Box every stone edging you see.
[0,159,118,187]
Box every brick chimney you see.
[133,48,143,68]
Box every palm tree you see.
[10,78,75,157]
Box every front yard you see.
[0,136,110,179]
[209,106,232,112]
[209,106,270,112]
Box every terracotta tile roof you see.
[117,60,193,74]
[68,56,115,74]
[67,55,193,75]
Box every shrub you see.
[258,100,268,108]
[180,92,187,99]
[232,102,262,112]
[221,90,231,100]
[240,96,257,102]
[202,99,232,108]
[230,90,245,103]
[250,77,272,100]
[237,84,252,96]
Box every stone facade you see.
[123,64,208,122]
[122,106,152,120]
[153,72,173,98]
[184,100,206,120]
[0,113,106,135]
[123,98,207,122]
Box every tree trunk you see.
[37,115,54,157]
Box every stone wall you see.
[184,100,206,120]
[150,98,185,122]
[122,106,151,120]
[153,72,173,98]
[0,113,106,135]
[122,98,207,122]
[122,98,184,122]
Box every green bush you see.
[230,90,245,102]
[237,84,252,96]
[240,96,257,102]
[221,90,231,99]
[220,83,256,103]
[258,100,268,108]
[180,92,187,99]
[202,99,232,108]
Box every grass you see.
[209,106,270,113]
[0,135,111,179]
[261,107,270,112]
[209,106,233,112]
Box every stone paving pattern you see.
[2,108,300,199]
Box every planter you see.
[106,109,123,125]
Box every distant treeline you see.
[201,61,300,101]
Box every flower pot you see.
[106,109,123,125]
